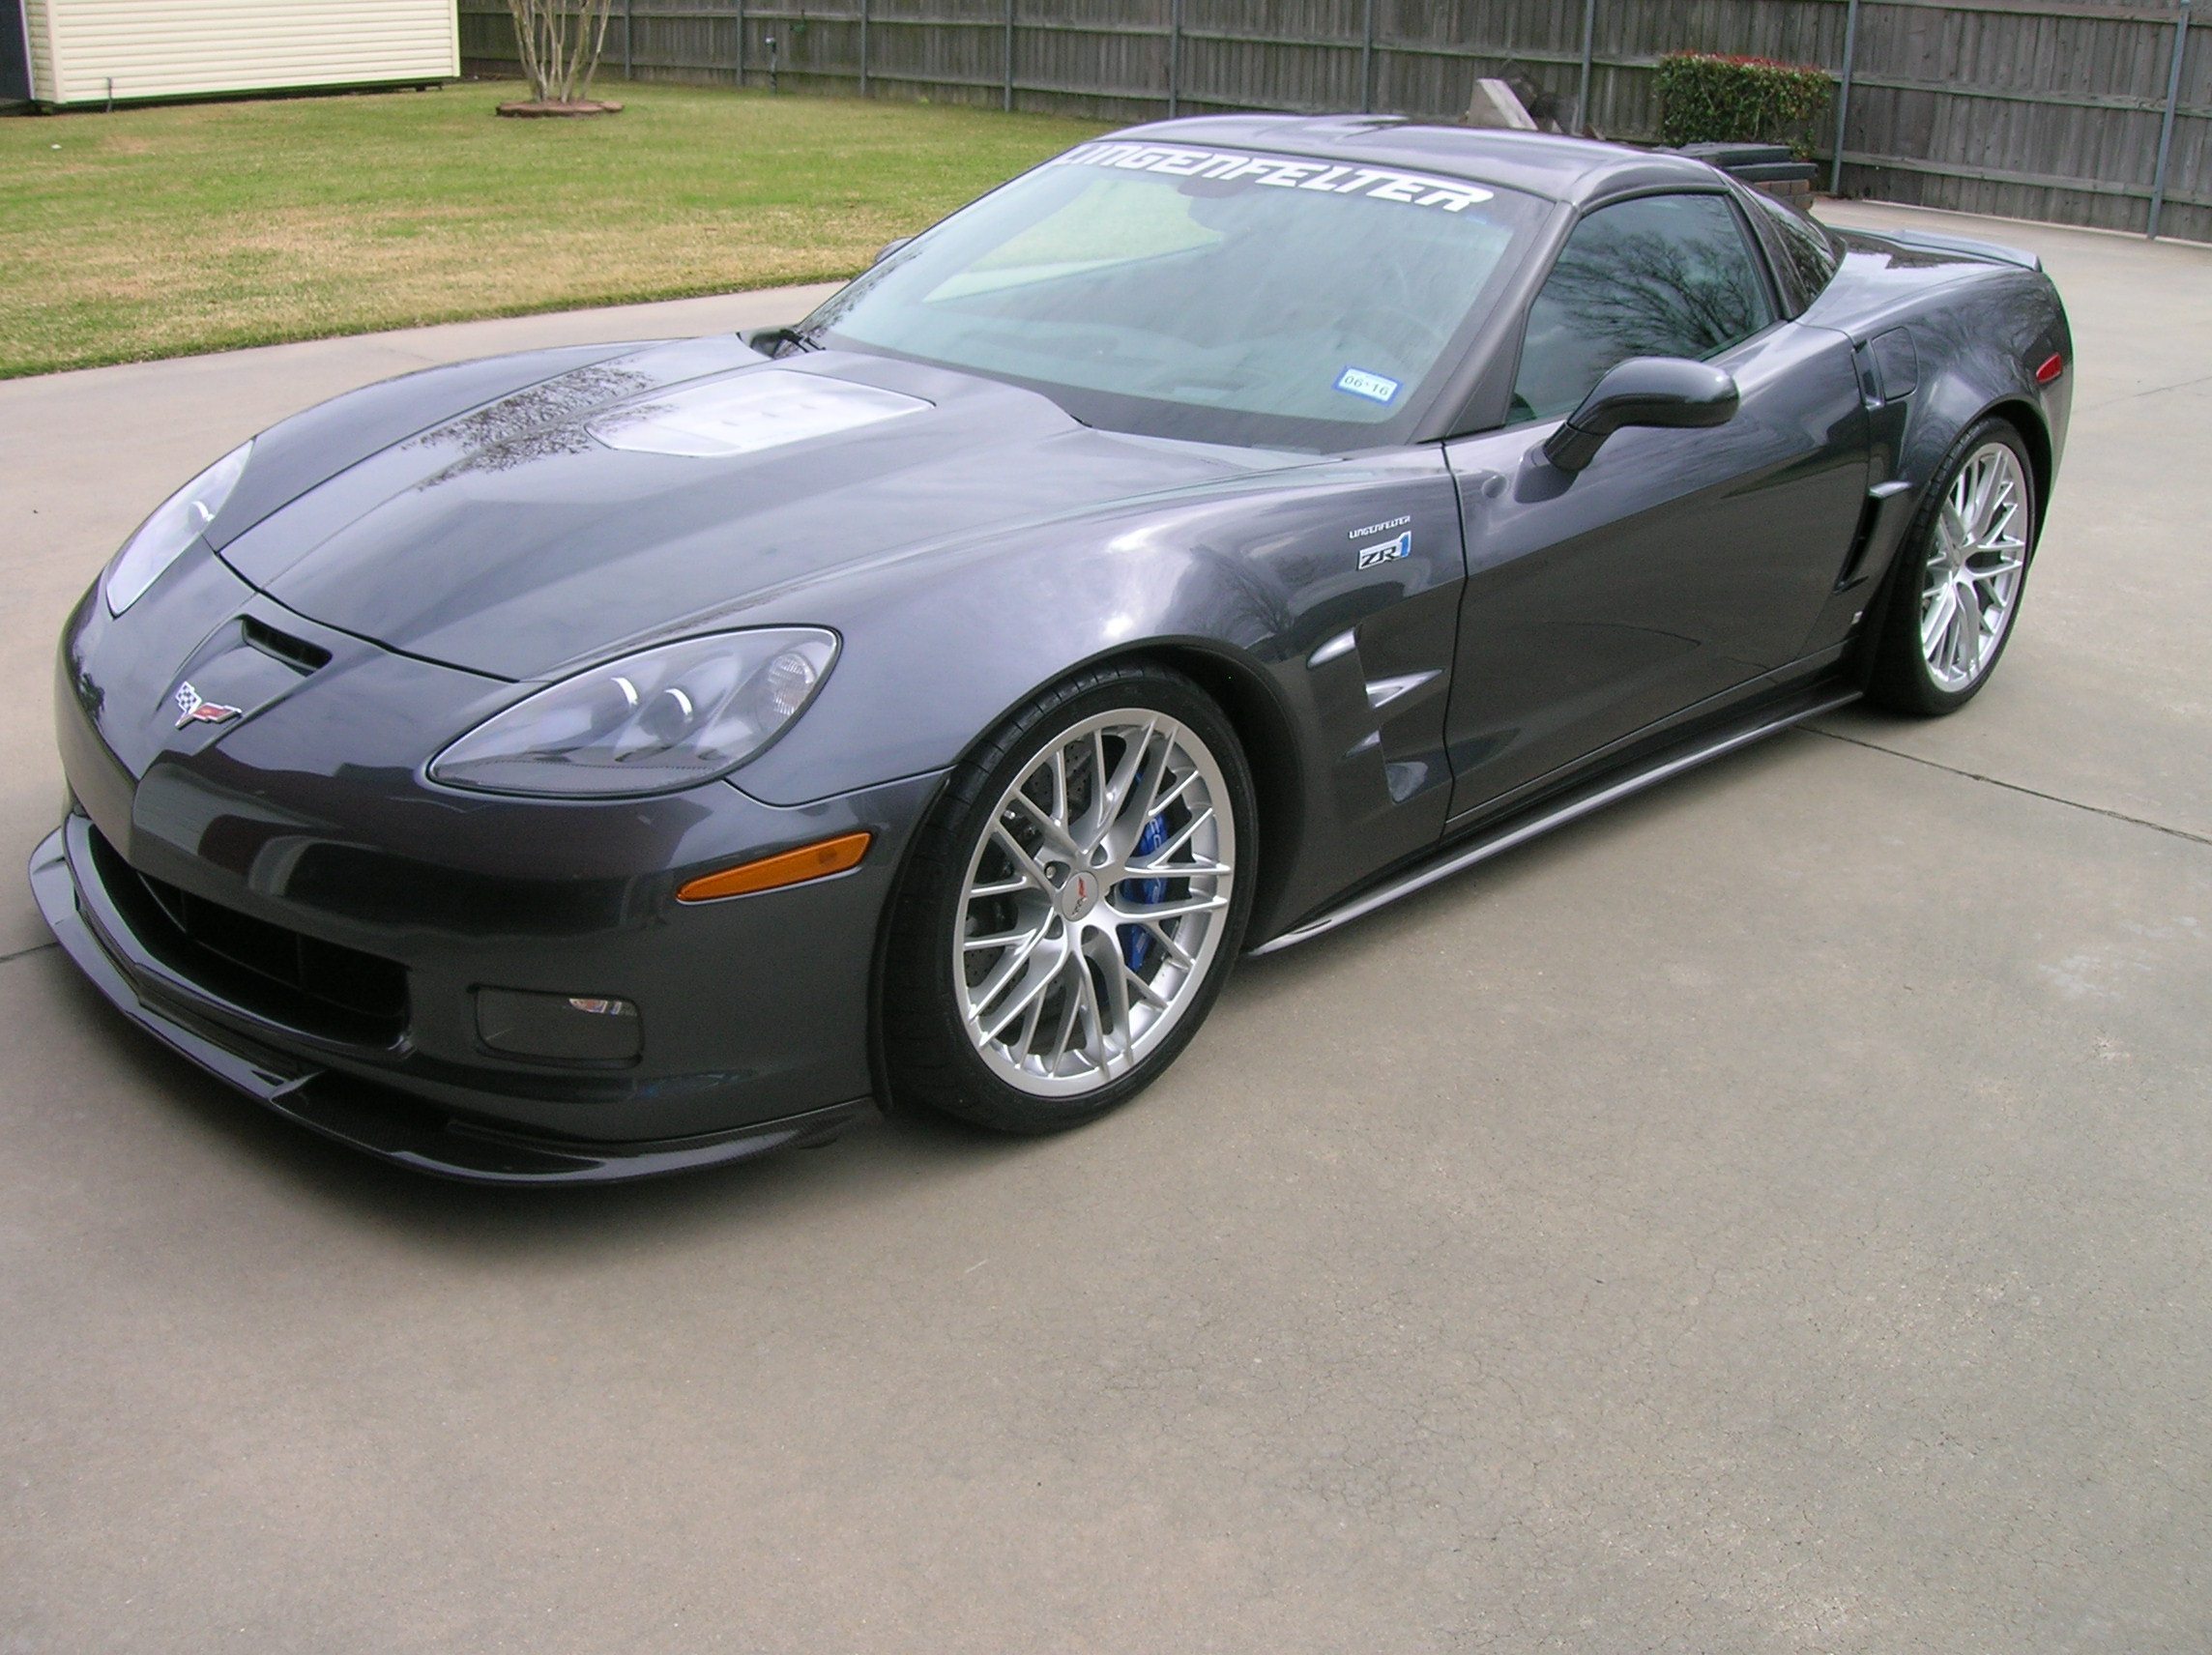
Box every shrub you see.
[1655,53,1832,158]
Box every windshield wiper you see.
[750,323,823,358]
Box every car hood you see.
[216,340,1299,682]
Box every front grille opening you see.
[87,827,407,1047]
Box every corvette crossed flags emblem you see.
[172,681,243,730]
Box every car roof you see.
[1102,113,1722,208]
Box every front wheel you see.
[881,663,1255,1134]
[1865,418,2038,715]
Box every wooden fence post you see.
[1829,0,1862,196]
[2148,1,2192,238]
[1004,0,1014,111]
[1577,0,1596,134]
[860,0,870,97]
[1361,0,1376,114]
[1169,0,1182,117]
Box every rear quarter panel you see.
[1790,231,2071,652]
[1803,232,2071,514]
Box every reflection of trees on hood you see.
[407,364,659,484]
[1546,227,1764,363]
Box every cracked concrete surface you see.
[0,205,2206,1653]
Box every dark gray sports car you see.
[33,116,2071,1181]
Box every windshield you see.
[800,141,1545,451]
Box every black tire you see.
[1863,416,2039,716]
[881,661,1257,1134]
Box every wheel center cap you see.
[1059,871,1099,922]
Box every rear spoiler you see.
[1858,224,2045,274]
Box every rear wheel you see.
[1866,418,2037,715]
[882,663,1254,1134]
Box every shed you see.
[11,0,457,109]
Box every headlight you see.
[427,628,839,798]
[104,441,252,616]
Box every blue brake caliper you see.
[1119,808,1170,972]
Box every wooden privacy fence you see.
[458,0,2211,243]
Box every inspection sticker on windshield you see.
[1050,143,1495,213]
[1335,367,1401,405]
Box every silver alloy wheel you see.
[1921,441,2030,691]
[954,709,1236,1098]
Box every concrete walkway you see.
[0,209,2205,1654]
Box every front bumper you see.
[42,559,950,1181]
[35,820,865,1181]
[33,815,888,1182]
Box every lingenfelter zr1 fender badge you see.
[1356,530,1412,570]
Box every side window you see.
[1509,193,1776,423]
[1743,187,1841,311]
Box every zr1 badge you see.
[1356,529,1412,570]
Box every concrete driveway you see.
[2,206,2205,1654]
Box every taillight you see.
[2035,352,2065,385]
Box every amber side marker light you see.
[677,830,872,904]
[2035,352,2066,385]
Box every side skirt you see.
[1247,684,1859,955]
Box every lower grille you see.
[86,826,408,1047]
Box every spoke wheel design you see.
[953,710,1236,1098]
[1919,441,2029,692]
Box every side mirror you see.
[873,236,913,266]
[1541,357,1739,475]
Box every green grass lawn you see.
[0,81,1108,378]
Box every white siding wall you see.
[26,0,456,106]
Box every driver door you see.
[1440,190,1869,821]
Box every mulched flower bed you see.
[496,100,625,119]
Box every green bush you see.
[1655,53,1832,159]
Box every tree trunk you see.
[505,0,616,104]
